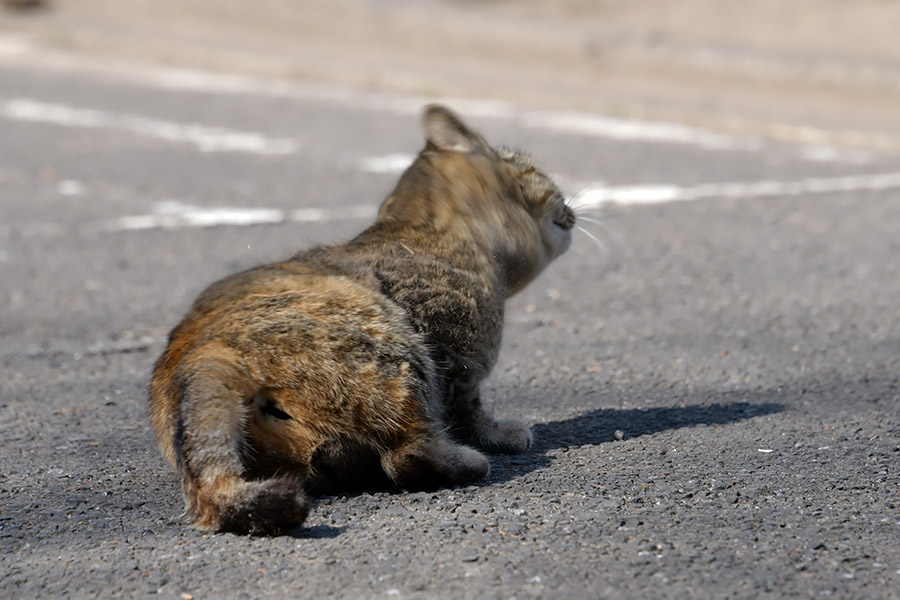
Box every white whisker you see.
[568,198,593,213]
[575,216,620,254]
[574,209,605,218]
[574,215,606,226]
[566,186,595,213]
[575,224,608,254]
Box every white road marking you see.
[359,153,417,174]
[571,172,900,208]
[289,205,377,222]
[105,171,900,233]
[57,179,86,197]
[798,145,871,165]
[133,61,887,158]
[150,66,875,156]
[145,69,751,150]
[521,111,753,150]
[112,201,286,231]
[368,98,756,150]
[113,201,285,231]
[109,200,376,232]
[0,44,753,151]
[0,38,890,159]
[0,97,299,155]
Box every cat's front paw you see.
[480,419,532,454]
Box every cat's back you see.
[154,253,417,368]
[148,253,430,458]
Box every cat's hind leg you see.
[174,347,311,535]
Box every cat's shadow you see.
[302,398,783,501]
[486,400,784,485]
[276,400,780,538]
[278,399,782,537]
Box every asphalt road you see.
[1,58,899,599]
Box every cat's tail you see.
[174,351,311,535]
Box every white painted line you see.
[289,205,377,222]
[359,153,416,174]
[356,95,754,150]
[571,172,900,208]
[0,53,747,151]
[108,201,376,232]
[798,145,871,165]
[113,201,285,231]
[573,184,682,206]
[368,98,755,150]
[57,179,86,197]
[0,41,891,158]
[522,111,754,150]
[107,171,900,232]
[0,97,299,155]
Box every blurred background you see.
[2,0,900,154]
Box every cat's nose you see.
[556,209,576,231]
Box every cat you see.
[148,104,575,535]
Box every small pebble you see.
[614,430,625,441]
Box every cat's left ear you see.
[422,104,485,153]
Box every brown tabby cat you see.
[149,105,575,535]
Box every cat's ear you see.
[422,104,480,153]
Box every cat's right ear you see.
[422,104,480,153]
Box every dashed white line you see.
[57,179,86,197]
[128,62,888,157]
[0,97,299,155]
[798,145,871,165]
[289,205,378,223]
[521,111,752,150]
[356,152,900,206]
[109,201,376,232]
[151,70,756,150]
[571,172,900,208]
[112,201,286,231]
[0,36,891,158]
[105,171,900,233]
[0,49,756,152]
[359,153,417,174]
[572,184,681,206]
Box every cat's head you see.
[377,104,574,296]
